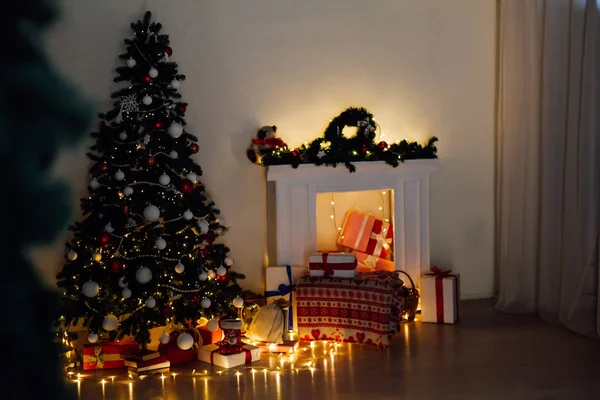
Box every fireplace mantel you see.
[267,159,438,287]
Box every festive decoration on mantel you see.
[56,11,245,348]
[247,107,438,172]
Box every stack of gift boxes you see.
[198,319,261,368]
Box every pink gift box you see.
[338,211,393,259]
[355,250,395,273]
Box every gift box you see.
[255,340,299,354]
[82,341,139,371]
[421,267,460,324]
[197,325,224,345]
[309,252,357,278]
[265,265,306,331]
[158,329,200,365]
[338,210,393,259]
[125,355,170,372]
[355,250,395,273]
[198,344,261,369]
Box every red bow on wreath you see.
[252,137,286,149]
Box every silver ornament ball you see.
[183,210,194,220]
[200,297,212,308]
[159,332,171,345]
[177,332,194,350]
[142,95,152,105]
[118,277,128,288]
[159,174,171,186]
[155,237,167,250]
[126,58,136,68]
[119,131,128,140]
[114,169,125,181]
[175,262,185,274]
[88,332,99,343]
[216,265,227,276]
[146,296,157,308]
[232,296,244,308]
[169,150,178,159]
[186,172,198,183]
[136,267,153,284]
[224,256,234,267]
[82,280,100,298]
[148,68,158,78]
[104,223,115,233]
[206,319,219,333]
[121,287,132,299]
[67,250,77,261]
[168,123,183,138]
[198,270,208,281]
[197,219,209,234]
[90,178,100,190]
[143,205,160,221]
[102,314,119,332]
[170,79,181,89]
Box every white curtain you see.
[495,0,600,338]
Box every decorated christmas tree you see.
[56,11,244,347]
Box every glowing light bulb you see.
[379,207,383,211]
[330,215,334,219]
[382,191,386,195]
[331,201,335,205]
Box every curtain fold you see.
[495,0,600,338]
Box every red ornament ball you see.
[189,143,199,153]
[161,305,171,317]
[180,179,194,194]
[110,258,123,274]
[216,272,231,283]
[99,163,108,172]
[99,231,111,244]
[164,46,173,57]
[378,141,388,150]
[155,121,163,129]
[292,151,298,157]
[361,145,368,153]
[123,205,129,214]
[145,76,152,83]
[180,106,187,113]
[146,157,155,166]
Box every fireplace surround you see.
[267,160,438,288]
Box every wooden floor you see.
[73,300,600,400]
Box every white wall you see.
[37,0,495,299]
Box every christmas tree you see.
[57,11,244,346]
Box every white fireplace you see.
[267,159,438,288]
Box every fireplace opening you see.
[316,189,395,271]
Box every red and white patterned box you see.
[295,271,404,348]
[309,252,357,278]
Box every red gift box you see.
[338,210,393,259]
[157,329,199,365]
[82,341,138,371]
[355,250,395,273]
[197,324,223,345]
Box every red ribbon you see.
[210,348,252,365]
[251,138,285,149]
[425,266,457,323]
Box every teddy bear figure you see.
[246,125,287,165]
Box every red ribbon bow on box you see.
[425,266,458,323]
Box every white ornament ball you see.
[206,319,219,333]
[198,270,208,281]
[200,297,212,308]
[123,186,134,196]
[82,280,100,298]
[102,314,119,332]
[90,178,100,190]
[155,237,167,250]
[171,79,181,89]
[92,252,102,262]
[197,219,209,234]
[142,95,153,105]
[148,68,158,78]
[136,267,153,284]
[168,123,183,138]
[232,296,244,308]
[104,223,115,233]
[207,270,216,280]
[175,262,185,274]
[159,332,171,345]
[118,277,128,288]
[169,150,178,159]
[224,256,234,267]
[121,287,132,299]
[183,210,193,220]
[87,332,99,343]
[185,172,198,183]
[176,332,194,350]
[119,131,128,140]
[143,205,160,221]
[114,169,125,181]
[146,296,157,308]
[67,250,77,261]
[216,265,227,276]
[159,174,171,186]
[126,58,136,68]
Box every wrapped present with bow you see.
[265,265,307,331]
[309,252,357,278]
[338,210,393,259]
[82,341,138,370]
[421,267,460,324]
[197,343,261,369]
[355,250,395,273]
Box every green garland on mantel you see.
[259,107,438,172]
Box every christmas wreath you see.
[251,107,438,172]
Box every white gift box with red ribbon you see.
[308,252,357,278]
